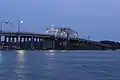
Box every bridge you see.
[0,27,115,50]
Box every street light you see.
[4,21,12,28]
[18,18,24,33]
[0,21,12,33]
[4,21,12,33]
[0,22,2,32]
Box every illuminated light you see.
[60,43,62,45]
[16,50,25,55]
[20,21,24,23]
[16,50,26,62]
[46,30,49,33]
[49,50,55,52]
[51,27,54,30]
[45,50,56,56]
[50,52,55,56]
[63,32,66,34]
[52,25,54,27]
[0,53,2,63]
[61,50,67,52]
[61,33,64,35]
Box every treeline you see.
[100,40,120,49]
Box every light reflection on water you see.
[44,50,56,70]
[13,50,26,80]
[16,50,26,62]
[0,52,3,63]
[0,51,4,68]
[45,51,55,56]
[0,51,120,80]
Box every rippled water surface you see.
[0,50,120,80]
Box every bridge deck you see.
[0,31,114,50]
[0,31,54,37]
[0,31,110,46]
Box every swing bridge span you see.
[0,27,114,50]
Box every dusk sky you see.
[0,0,120,41]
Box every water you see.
[0,50,120,80]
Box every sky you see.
[0,0,120,41]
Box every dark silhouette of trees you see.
[100,40,120,49]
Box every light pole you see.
[17,18,23,49]
[4,21,12,28]
[0,22,2,32]
[0,21,13,33]
[4,21,12,31]
[18,18,20,33]
[18,18,23,33]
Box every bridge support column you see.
[3,36,7,50]
[26,37,30,50]
[36,37,40,50]
[42,37,45,50]
[10,36,13,50]
[33,37,36,49]
[31,36,34,50]
[52,38,55,50]
[9,36,12,50]
[23,37,26,50]
[7,36,10,50]
[20,36,22,50]
[37,37,40,50]
[39,37,43,50]
[13,36,17,50]
[0,36,1,49]
[16,36,20,50]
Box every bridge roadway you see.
[0,31,114,50]
[0,31,53,37]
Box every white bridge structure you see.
[45,27,78,39]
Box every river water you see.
[0,50,120,80]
